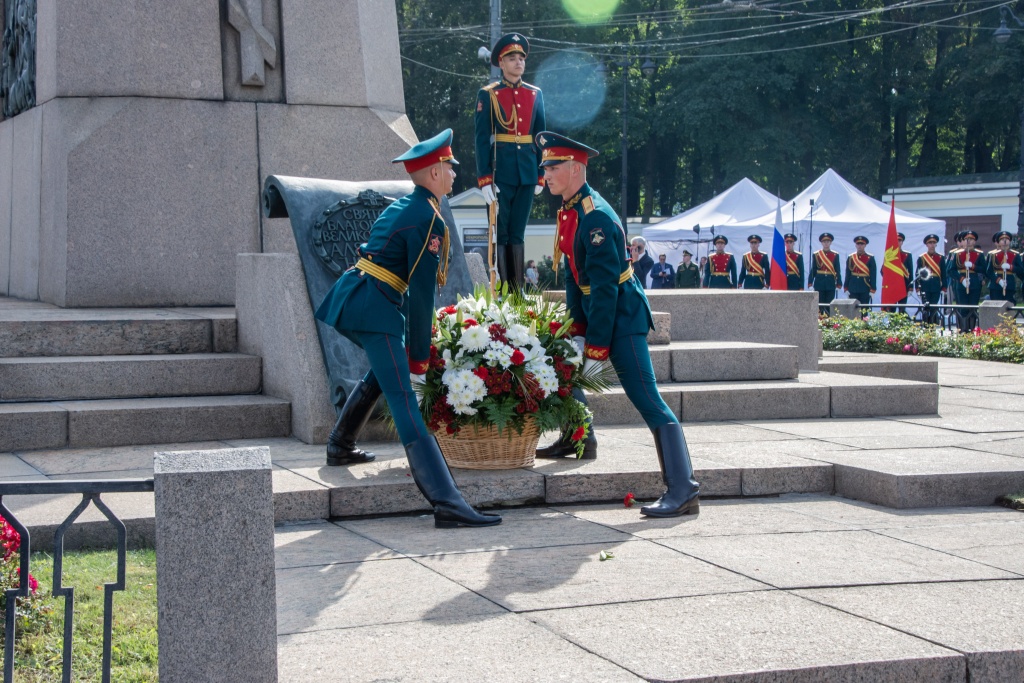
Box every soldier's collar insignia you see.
[590,228,605,246]
[581,196,595,214]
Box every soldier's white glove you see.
[410,373,426,405]
[534,184,544,196]
[1003,262,1012,270]
[572,336,586,351]
[964,260,973,269]
[481,184,498,206]
[999,278,1007,288]
[583,358,606,375]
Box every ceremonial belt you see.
[579,267,634,295]
[355,258,408,294]
[494,134,533,144]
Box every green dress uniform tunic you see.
[809,249,842,304]
[897,250,914,305]
[315,185,448,444]
[946,248,987,331]
[554,183,680,430]
[986,248,1023,304]
[675,262,700,289]
[845,253,877,305]
[785,250,805,291]
[475,78,546,246]
[703,252,737,289]
[917,251,946,323]
[738,251,769,289]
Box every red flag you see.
[881,198,907,304]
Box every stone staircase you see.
[0,298,291,451]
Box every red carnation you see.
[473,367,489,381]
[443,305,457,315]
[510,349,525,366]
[571,426,586,442]
[464,318,478,328]
[549,321,562,334]
[624,493,636,508]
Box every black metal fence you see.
[0,479,154,683]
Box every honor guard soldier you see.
[475,33,546,289]
[944,231,965,291]
[945,229,986,332]
[738,234,770,289]
[703,235,737,288]
[315,130,500,529]
[917,234,946,325]
[675,250,700,289]
[809,232,842,305]
[533,131,699,518]
[844,236,877,306]
[987,230,1023,304]
[784,233,805,291]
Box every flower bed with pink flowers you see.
[820,313,1024,363]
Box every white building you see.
[883,172,1019,246]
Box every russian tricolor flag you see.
[770,199,788,290]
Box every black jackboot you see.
[405,437,502,528]
[509,244,526,291]
[326,373,382,466]
[641,423,700,517]
[496,245,509,285]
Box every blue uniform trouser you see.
[495,181,534,245]
[353,332,429,445]
[953,284,981,331]
[607,334,678,430]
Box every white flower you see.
[506,323,531,347]
[459,325,491,353]
[483,340,514,368]
[566,338,584,367]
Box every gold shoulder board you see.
[582,197,595,214]
[483,82,499,91]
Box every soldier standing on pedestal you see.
[917,234,946,325]
[809,233,842,307]
[986,230,1022,305]
[738,234,769,289]
[703,236,736,288]
[475,33,546,289]
[675,250,700,289]
[315,129,500,529]
[946,229,986,332]
[784,233,805,291]
[845,236,877,307]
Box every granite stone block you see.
[797,581,1024,683]
[39,98,259,307]
[830,298,859,319]
[35,0,223,103]
[0,353,261,401]
[670,341,800,382]
[9,106,42,300]
[585,386,681,425]
[647,310,671,344]
[280,0,404,110]
[644,289,820,370]
[236,253,334,444]
[272,468,330,523]
[979,299,1014,330]
[529,591,964,683]
[800,371,939,417]
[817,355,939,383]
[63,395,290,448]
[697,451,834,495]
[0,119,11,295]
[155,447,277,682]
[679,380,830,421]
[0,403,67,451]
[465,250,489,286]
[278,615,644,683]
[221,0,283,103]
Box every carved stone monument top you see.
[1,0,37,118]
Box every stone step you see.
[819,352,939,383]
[0,395,290,451]
[590,372,938,424]
[0,303,236,357]
[632,340,800,384]
[0,353,262,402]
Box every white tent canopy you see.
[731,169,948,303]
[641,179,782,284]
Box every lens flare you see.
[535,51,606,130]
[562,0,619,25]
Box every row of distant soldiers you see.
[679,229,1021,331]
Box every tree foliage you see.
[396,0,1023,221]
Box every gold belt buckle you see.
[515,133,521,144]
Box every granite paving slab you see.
[337,507,631,557]
[796,581,1024,683]
[528,590,965,682]
[898,406,1024,433]
[276,558,505,635]
[15,440,226,475]
[741,417,956,439]
[274,520,399,569]
[938,386,1024,412]
[0,454,44,478]
[685,450,834,495]
[817,432,1023,450]
[775,496,1024,530]
[277,614,644,682]
[414,538,766,612]
[554,499,851,539]
[658,529,1015,588]
[874,521,1024,575]
[270,467,331,523]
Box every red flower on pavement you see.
[571,426,586,442]
[510,349,525,366]
[624,493,636,508]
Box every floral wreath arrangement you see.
[417,286,612,468]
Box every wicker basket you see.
[434,418,540,470]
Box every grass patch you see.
[997,492,1024,511]
[1,549,158,682]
